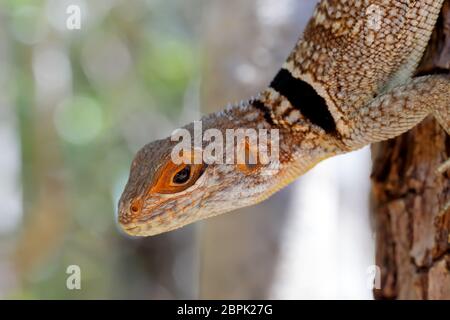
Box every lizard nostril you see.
[129,198,143,214]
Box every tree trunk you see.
[372,1,450,300]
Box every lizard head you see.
[118,124,284,236]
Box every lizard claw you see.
[440,199,450,219]
[437,159,450,216]
[437,158,450,175]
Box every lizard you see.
[118,0,450,237]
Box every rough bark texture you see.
[372,1,450,300]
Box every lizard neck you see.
[200,93,346,173]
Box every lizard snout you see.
[118,197,143,226]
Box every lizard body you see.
[119,0,450,236]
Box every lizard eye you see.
[173,165,191,184]
[151,162,206,194]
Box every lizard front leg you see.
[345,74,450,147]
[345,74,450,211]
[433,84,450,175]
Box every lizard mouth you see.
[120,202,204,237]
[120,222,142,236]
[121,221,184,237]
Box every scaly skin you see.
[118,0,449,236]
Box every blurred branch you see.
[13,43,69,283]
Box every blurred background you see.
[0,0,375,299]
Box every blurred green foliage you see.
[2,0,201,298]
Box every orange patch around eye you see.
[236,139,262,174]
[150,161,206,194]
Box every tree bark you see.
[372,1,450,300]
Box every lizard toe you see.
[440,199,450,216]
[436,158,450,175]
